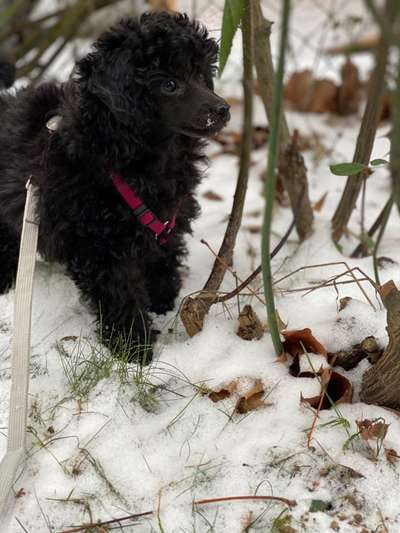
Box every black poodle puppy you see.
[0,12,230,362]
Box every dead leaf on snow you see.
[207,377,268,414]
[235,378,265,414]
[284,70,314,111]
[282,327,327,357]
[213,126,270,155]
[208,380,238,403]
[339,296,353,311]
[285,62,361,116]
[357,418,389,441]
[203,190,223,201]
[384,447,400,464]
[243,225,261,234]
[237,304,264,341]
[311,79,338,113]
[252,126,269,149]
[300,368,353,410]
[337,58,361,116]
[313,191,328,212]
[285,71,338,113]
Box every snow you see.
[2,1,400,532]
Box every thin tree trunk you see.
[252,0,313,241]
[331,1,394,242]
[180,1,253,337]
[360,21,400,406]
[360,282,400,407]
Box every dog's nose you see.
[215,103,230,121]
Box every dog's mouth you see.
[173,117,230,139]
[172,112,230,137]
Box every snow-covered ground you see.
[2,1,400,532]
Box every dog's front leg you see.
[146,250,182,315]
[0,219,20,294]
[67,255,155,363]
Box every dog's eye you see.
[162,80,177,93]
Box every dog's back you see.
[0,83,63,232]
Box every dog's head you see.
[76,12,230,142]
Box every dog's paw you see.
[149,300,175,315]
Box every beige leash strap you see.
[0,180,39,520]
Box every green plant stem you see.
[351,195,393,258]
[391,32,400,217]
[261,0,291,356]
[372,196,393,286]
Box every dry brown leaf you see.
[237,305,264,341]
[384,447,400,464]
[328,371,353,405]
[214,126,269,154]
[311,80,338,113]
[260,167,288,206]
[284,70,314,111]
[300,369,353,410]
[282,328,327,357]
[379,279,397,300]
[180,294,215,337]
[380,90,392,121]
[252,126,269,149]
[285,65,361,116]
[244,225,261,234]
[313,191,328,212]
[203,190,223,202]
[16,488,26,498]
[235,379,265,414]
[208,380,238,403]
[285,71,338,113]
[337,59,361,116]
[339,296,352,311]
[357,419,389,441]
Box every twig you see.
[332,0,394,242]
[56,510,154,533]
[351,195,393,258]
[373,197,393,286]
[56,494,297,532]
[193,495,296,508]
[272,261,380,310]
[180,2,253,336]
[278,277,370,294]
[306,382,326,449]
[252,0,313,240]
[200,239,265,304]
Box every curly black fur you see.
[0,56,15,89]
[0,12,230,362]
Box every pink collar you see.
[111,172,177,245]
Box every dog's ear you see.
[76,26,146,127]
[77,50,135,126]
